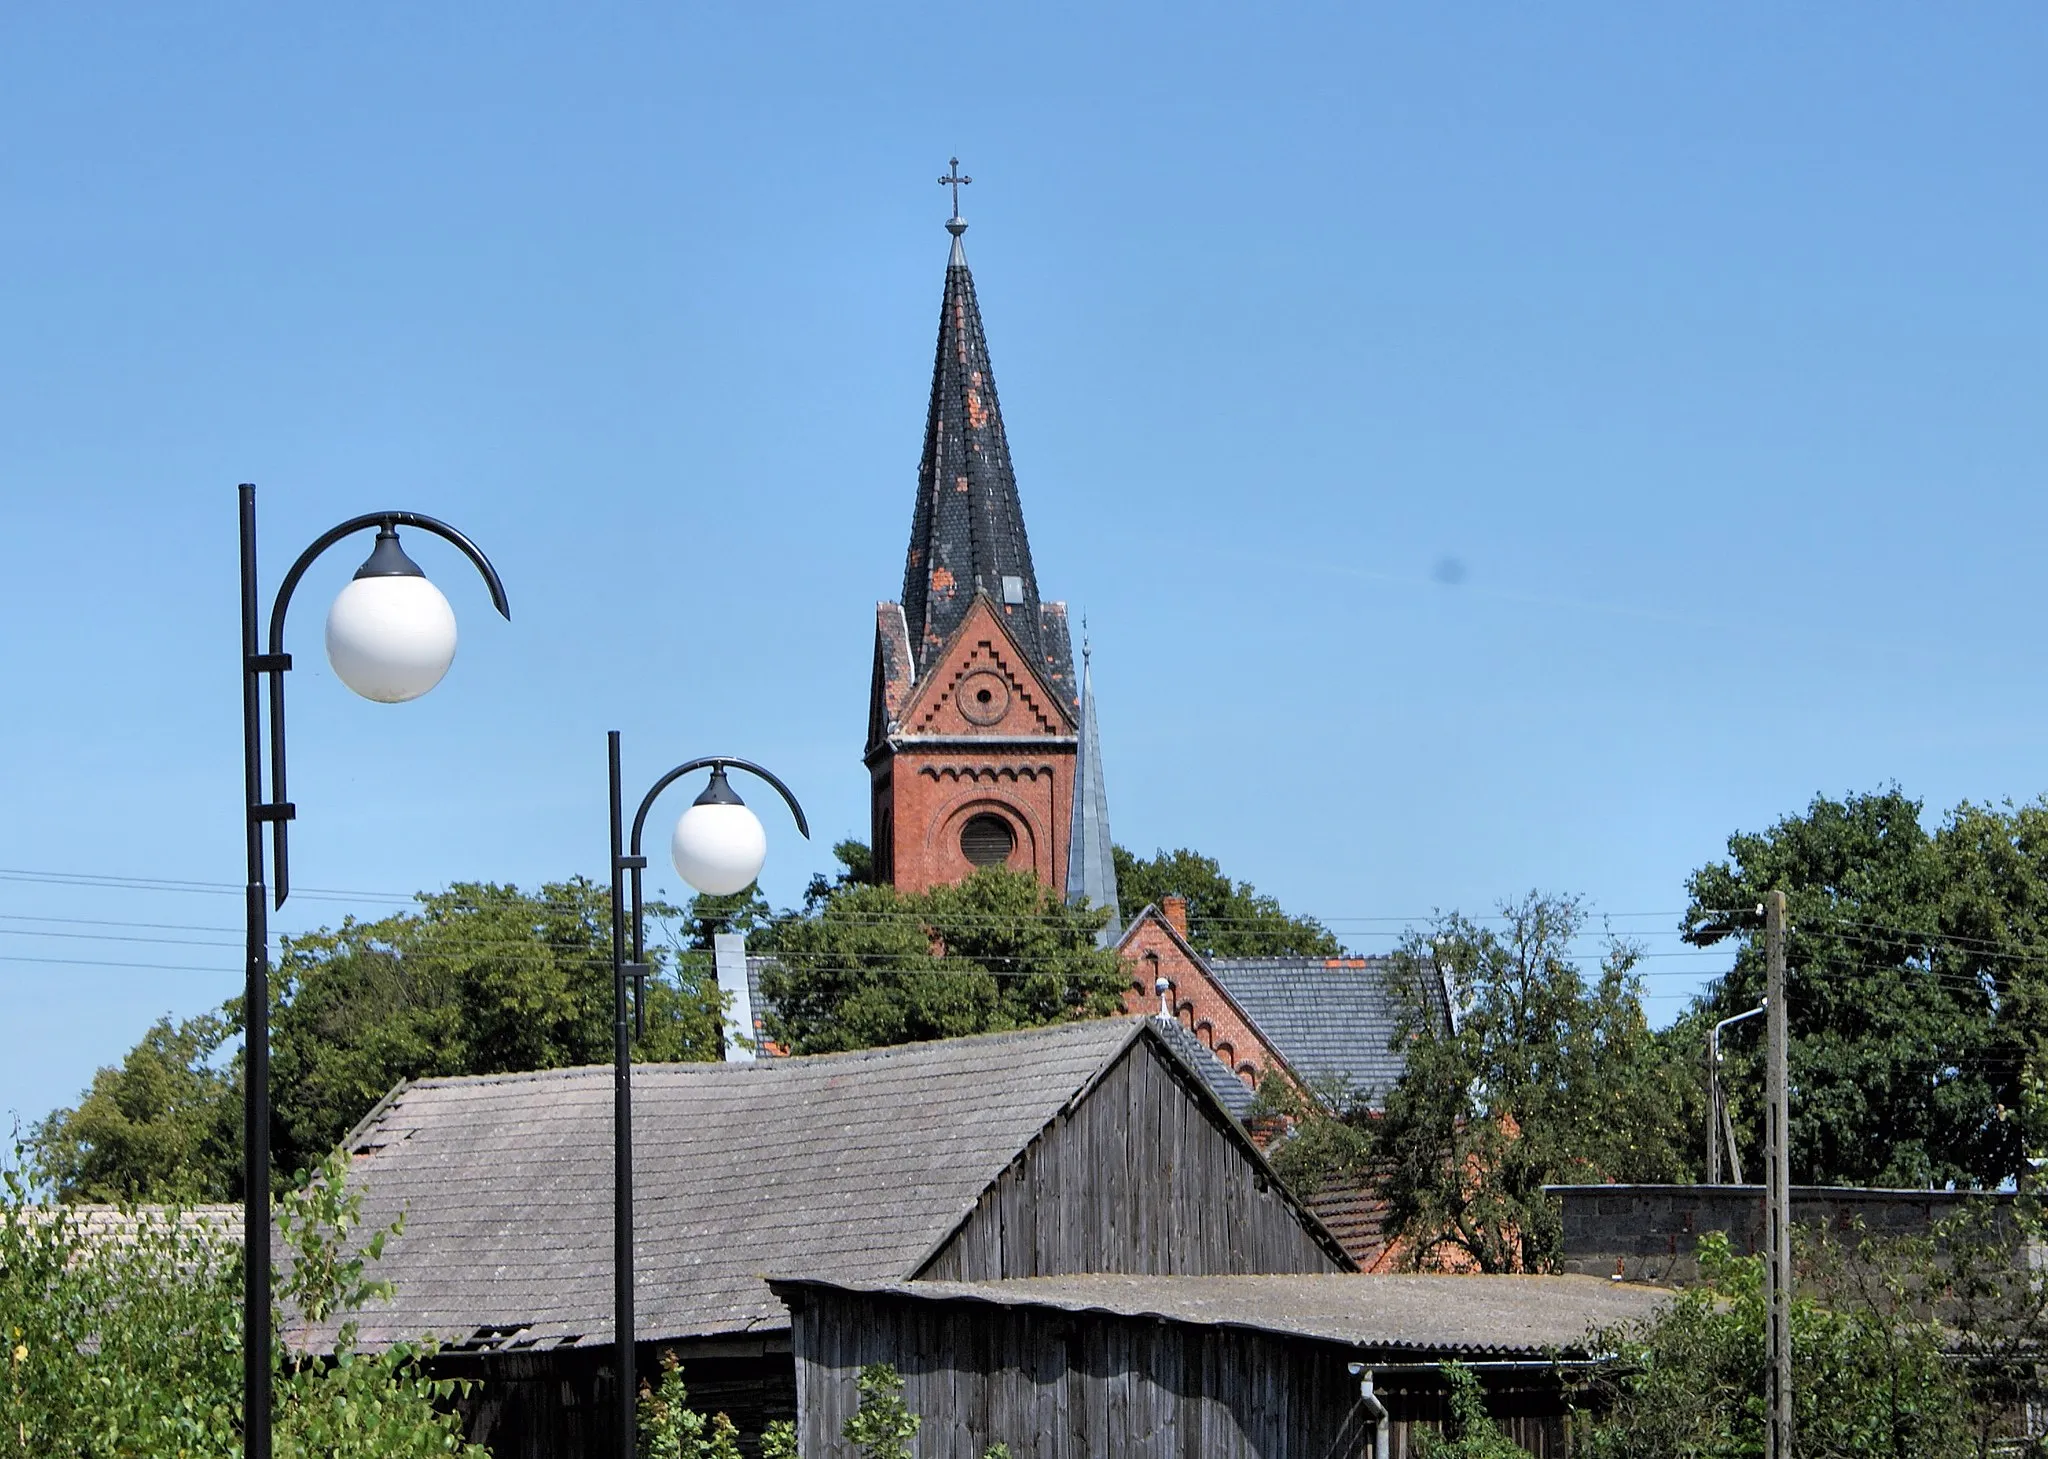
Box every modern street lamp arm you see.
[628,756,811,855]
[254,505,513,908]
[625,756,811,969]
[266,510,513,654]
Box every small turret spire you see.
[1065,636,1121,947]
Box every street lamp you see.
[238,484,510,1459]
[604,732,808,1459]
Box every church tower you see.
[867,174,1081,893]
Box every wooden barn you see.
[296,1017,1350,1457]
[769,1271,1674,1458]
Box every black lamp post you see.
[605,731,807,1457]
[238,483,510,1459]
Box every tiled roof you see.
[303,1019,1152,1353]
[1300,1174,1397,1272]
[1207,957,1442,1110]
[769,1272,1674,1359]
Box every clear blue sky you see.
[4,4,2044,1130]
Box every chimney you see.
[1161,895,1189,939]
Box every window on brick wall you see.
[960,813,1016,867]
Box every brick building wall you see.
[1117,900,1285,1095]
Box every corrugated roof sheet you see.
[1207,957,1438,1110]
[773,1272,1672,1358]
[299,1019,1148,1353]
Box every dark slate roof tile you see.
[1206,957,1444,1110]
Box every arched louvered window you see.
[960,813,1016,867]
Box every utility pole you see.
[1764,890,1793,1458]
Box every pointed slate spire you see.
[1065,638,1122,947]
[901,189,1045,674]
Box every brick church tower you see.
[866,196,1084,894]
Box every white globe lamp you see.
[324,526,459,703]
[671,767,768,896]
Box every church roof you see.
[1206,957,1450,1111]
[900,215,1047,675]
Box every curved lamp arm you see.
[253,505,512,907]
[625,757,811,972]
[266,510,512,656]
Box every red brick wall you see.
[870,596,1077,895]
[880,751,1073,893]
[1117,914,1281,1094]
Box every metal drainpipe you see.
[1350,1363,1391,1459]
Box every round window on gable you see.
[960,813,1017,867]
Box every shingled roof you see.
[301,1018,1279,1354]
[1207,957,1447,1110]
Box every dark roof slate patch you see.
[1207,957,1441,1110]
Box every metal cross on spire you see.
[939,157,972,217]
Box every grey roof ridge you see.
[341,1078,417,1153]
[764,1272,1643,1359]
[367,1019,1137,1102]
[1113,904,1312,1094]
[889,587,1077,735]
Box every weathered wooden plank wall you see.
[921,1038,1345,1280]
[789,1288,1572,1458]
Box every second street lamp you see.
[604,732,808,1458]
[239,484,510,1459]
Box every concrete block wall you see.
[1551,1184,2024,1286]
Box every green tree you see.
[1375,892,1693,1272]
[39,879,724,1200]
[761,866,1125,1054]
[266,878,721,1184]
[1113,846,1342,958]
[1683,788,2040,1188]
[31,1012,240,1202]
[1571,1228,1991,1459]
[1,1144,489,1459]
[1248,1069,1377,1201]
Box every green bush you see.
[1414,1363,1532,1457]
[635,1349,741,1459]
[1,1144,487,1458]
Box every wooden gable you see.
[918,1025,1351,1280]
